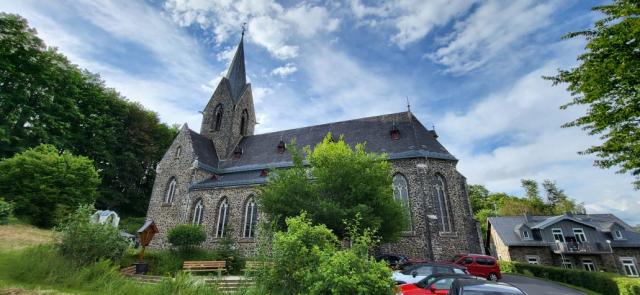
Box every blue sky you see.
[2,0,639,225]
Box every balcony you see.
[550,241,611,254]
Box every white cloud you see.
[271,63,298,77]
[428,0,556,74]
[349,0,477,47]
[436,54,640,224]
[163,0,340,60]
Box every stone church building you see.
[146,35,483,259]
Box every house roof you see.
[188,129,218,167]
[488,214,640,247]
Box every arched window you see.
[240,109,248,136]
[215,198,229,238]
[243,197,258,238]
[393,174,412,230]
[165,177,177,204]
[435,174,452,232]
[213,104,223,131]
[175,146,181,158]
[192,199,204,225]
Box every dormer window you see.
[233,146,243,158]
[210,174,219,181]
[615,230,624,240]
[277,140,286,153]
[522,230,531,240]
[390,125,400,140]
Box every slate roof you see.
[189,111,455,190]
[225,36,247,104]
[187,129,218,167]
[488,214,640,247]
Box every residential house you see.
[486,213,640,277]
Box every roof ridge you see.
[246,111,415,137]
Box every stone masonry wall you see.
[147,153,482,258]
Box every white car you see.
[392,263,469,285]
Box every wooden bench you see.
[183,261,226,277]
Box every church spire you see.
[225,25,247,103]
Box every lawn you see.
[0,223,55,252]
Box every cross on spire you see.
[241,22,247,38]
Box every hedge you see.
[500,260,640,295]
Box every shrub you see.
[0,198,12,224]
[500,260,640,295]
[167,224,206,253]
[254,213,395,294]
[0,144,100,228]
[58,205,129,265]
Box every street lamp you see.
[607,240,619,274]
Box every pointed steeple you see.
[225,30,247,103]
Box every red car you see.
[398,273,481,295]
[450,254,501,281]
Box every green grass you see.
[0,245,258,295]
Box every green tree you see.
[546,0,640,188]
[520,179,548,214]
[0,144,100,227]
[259,134,407,243]
[0,13,177,216]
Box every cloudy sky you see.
[3,0,638,225]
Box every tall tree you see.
[0,144,100,227]
[259,134,408,243]
[0,14,177,216]
[546,0,640,188]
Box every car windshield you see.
[415,275,439,288]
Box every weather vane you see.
[241,22,247,37]
[406,96,411,113]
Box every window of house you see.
[522,230,531,240]
[434,174,452,232]
[620,258,639,277]
[175,146,181,158]
[562,258,573,269]
[551,228,565,243]
[582,259,596,272]
[392,174,412,231]
[614,230,624,240]
[192,199,204,225]
[243,197,258,238]
[165,178,177,204]
[526,255,540,265]
[573,228,587,242]
[215,198,229,238]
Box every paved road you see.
[501,274,586,295]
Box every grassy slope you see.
[0,223,55,252]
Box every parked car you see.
[397,273,482,295]
[448,278,527,295]
[392,262,469,285]
[376,254,429,270]
[377,254,409,269]
[450,254,501,281]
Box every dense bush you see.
[0,144,100,227]
[254,213,395,294]
[0,198,12,224]
[58,205,129,265]
[168,224,207,252]
[500,260,640,295]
